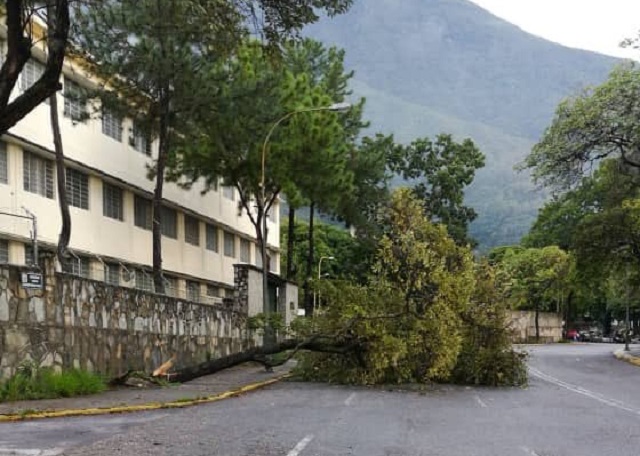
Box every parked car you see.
[565,329,579,341]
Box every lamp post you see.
[260,102,351,340]
[314,256,335,311]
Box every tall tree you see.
[523,64,640,192]
[73,0,245,292]
[0,0,70,134]
[387,134,485,246]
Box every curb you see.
[0,373,290,423]
[613,349,640,368]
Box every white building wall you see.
[0,53,280,295]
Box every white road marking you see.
[529,367,640,416]
[520,446,540,456]
[344,392,356,406]
[286,435,314,456]
[0,449,63,456]
[474,394,487,408]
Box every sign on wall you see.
[21,271,43,289]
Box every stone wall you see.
[508,310,563,343]
[0,261,253,379]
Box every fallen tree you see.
[152,189,527,387]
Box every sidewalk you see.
[0,362,291,421]
[613,346,640,367]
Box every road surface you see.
[1,343,639,456]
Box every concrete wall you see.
[0,262,253,379]
[508,310,562,343]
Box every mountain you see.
[305,0,620,249]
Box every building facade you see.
[0,45,280,305]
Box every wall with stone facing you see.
[508,310,562,343]
[0,262,253,380]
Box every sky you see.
[469,0,640,59]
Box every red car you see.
[565,329,579,341]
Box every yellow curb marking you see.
[0,374,290,423]
[613,350,640,367]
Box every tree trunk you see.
[152,95,170,294]
[304,202,315,317]
[168,337,354,383]
[0,0,69,134]
[50,93,71,269]
[286,205,296,280]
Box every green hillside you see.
[306,0,620,249]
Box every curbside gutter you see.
[0,373,290,423]
[613,349,640,368]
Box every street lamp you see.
[260,102,351,341]
[314,256,335,311]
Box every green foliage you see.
[0,362,105,402]
[451,261,528,386]
[523,64,640,192]
[498,246,570,312]
[293,189,526,386]
[387,134,485,246]
[248,312,285,335]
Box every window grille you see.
[135,270,154,292]
[23,151,54,199]
[186,281,200,302]
[184,215,200,246]
[104,263,120,286]
[0,142,7,184]
[21,59,44,91]
[134,195,152,230]
[64,256,90,278]
[66,168,89,209]
[0,240,8,263]
[240,238,251,263]
[206,224,218,252]
[103,182,124,221]
[223,231,235,258]
[161,207,177,239]
[164,276,178,297]
[206,284,219,297]
[131,122,151,156]
[102,108,122,141]
[63,78,86,120]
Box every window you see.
[135,270,154,292]
[23,151,54,198]
[66,168,89,209]
[104,263,120,286]
[161,207,177,239]
[164,276,178,298]
[134,195,152,230]
[222,186,234,200]
[0,240,8,263]
[131,122,151,156]
[25,244,35,265]
[184,215,200,246]
[206,224,218,252]
[63,78,86,120]
[103,183,124,221]
[102,108,122,141]
[223,231,235,257]
[21,59,44,91]
[64,256,90,278]
[268,250,275,272]
[0,142,7,184]
[186,281,200,302]
[240,238,251,263]
[225,288,234,298]
[206,284,219,297]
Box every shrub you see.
[0,365,106,402]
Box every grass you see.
[0,368,106,402]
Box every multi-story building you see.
[0,45,280,304]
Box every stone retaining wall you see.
[0,261,253,379]
[508,310,563,343]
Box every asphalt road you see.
[1,343,639,456]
